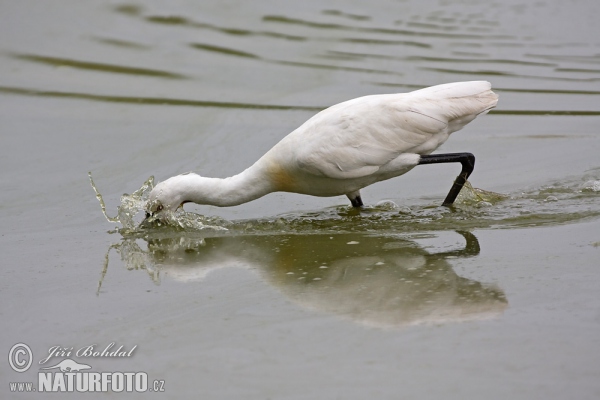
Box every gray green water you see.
[2,1,600,399]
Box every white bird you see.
[145,81,498,219]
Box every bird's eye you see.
[157,204,164,212]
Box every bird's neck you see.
[182,164,274,207]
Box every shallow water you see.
[2,1,600,399]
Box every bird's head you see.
[144,174,193,221]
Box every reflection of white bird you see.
[146,81,497,218]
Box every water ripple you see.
[189,43,259,59]
[143,14,307,41]
[421,67,600,83]
[263,15,513,40]
[321,9,371,21]
[0,86,321,111]
[12,53,187,79]
[2,86,598,116]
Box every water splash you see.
[89,173,154,231]
[141,210,231,233]
[90,171,600,239]
[455,181,508,206]
[88,172,229,235]
[582,180,600,192]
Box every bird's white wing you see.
[294,95,447,180]
[293,81,497,180]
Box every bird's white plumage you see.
[147,81,498,215]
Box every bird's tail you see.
[410,81,498,133]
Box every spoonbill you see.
[146,81,498,218]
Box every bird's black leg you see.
[348,194,364,208]
[418,152,475,206]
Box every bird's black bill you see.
[418,152,475,206]
[140,212,157,228]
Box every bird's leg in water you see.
[418,152,475,206]
[347,192,364,208]
[350,196,364,208]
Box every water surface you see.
[1,1,600,399]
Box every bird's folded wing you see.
[296,107,446,180]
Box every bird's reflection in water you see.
[100,231,507,328]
